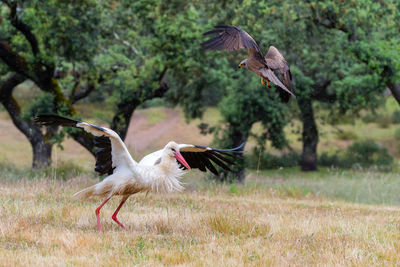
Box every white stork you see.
[34,115,244,231]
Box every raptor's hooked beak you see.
[174,151,191,170]
[238,64,243,68]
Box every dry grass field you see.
[2,104,400,266]
[1,175,400,266]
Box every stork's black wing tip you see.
[34,114,80,127]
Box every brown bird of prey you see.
[201,25,295,102]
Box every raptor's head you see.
[238,59,248,69]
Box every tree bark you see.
[111,68,169,140]
[30,134,52,169]
[387,81,400,105]
[229,128,247,183]
[298,97,318,171]
[0,73,53,168]
[111,100,140,141]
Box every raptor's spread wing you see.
[201,25,263,59]
[264,46,294,102]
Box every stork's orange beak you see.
[174,151,191,170]
[238,64,243,68]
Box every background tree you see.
[0,0,215,168]
[1,0,399,179]
[0,0,101,167]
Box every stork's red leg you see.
[96,197,111,231]
[112,195,129,230]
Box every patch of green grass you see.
[247,168,400,205]
[0,161,91,182]
[141,107,168,124]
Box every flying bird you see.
[201,25,295,102]
[34,114,244,231]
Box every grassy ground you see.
[1,171,400,266]
[247,168,400,205]
[1,98,400,265]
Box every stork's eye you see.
[171,148,176,152]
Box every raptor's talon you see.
[261,77,266,86]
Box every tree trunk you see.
[298,97,318,171]
[387,81,400,106]
[30,136,52,169]
[0,73,54,169]
[111,101,139,141]
[228,128,247,183]
[111,74,169,140]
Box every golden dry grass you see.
[1,177,400,266]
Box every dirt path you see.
[124,107,181,152]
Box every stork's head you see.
[238,59,248,69]
[164,141,191,170]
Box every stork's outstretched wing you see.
[201,25,262,59]
[264,46,294,102]
[177,143,245,175]
[34,115,136,176]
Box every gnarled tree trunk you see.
[0,73,53,168]
[229,128,247,183]
[30,134,52,169]
[298,97,318,171]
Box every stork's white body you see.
[73,124,185,199]
[35,114,242,231]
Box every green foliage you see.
[361,111,399,127]
[319,140,393,170]
[2,0,400,175]
[348,140,393,168]
[218,77,289,149]
[377,114,392,129]
[21,93,54,121]
[391,110,400,124]
[361,113,380,123]
[336,130,358,141]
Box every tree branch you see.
[5,1,39,55]
[0,73,25,101]
[0,73,39,141]
[111,68,170,140]
[309,4,356,41]
[113,31,143,59]
[71,80,97,104]
[0,39,32,79]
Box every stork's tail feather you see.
[72,185,97,200]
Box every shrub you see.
[319,140,393,170]
[362,113,393,128]
[361,113,379,123]
[346,140,392,166]
[318,153,346,168]
[395,127,400,139]
[336,130,358,140]
[377,115,392,128]
[392,110,400,124]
